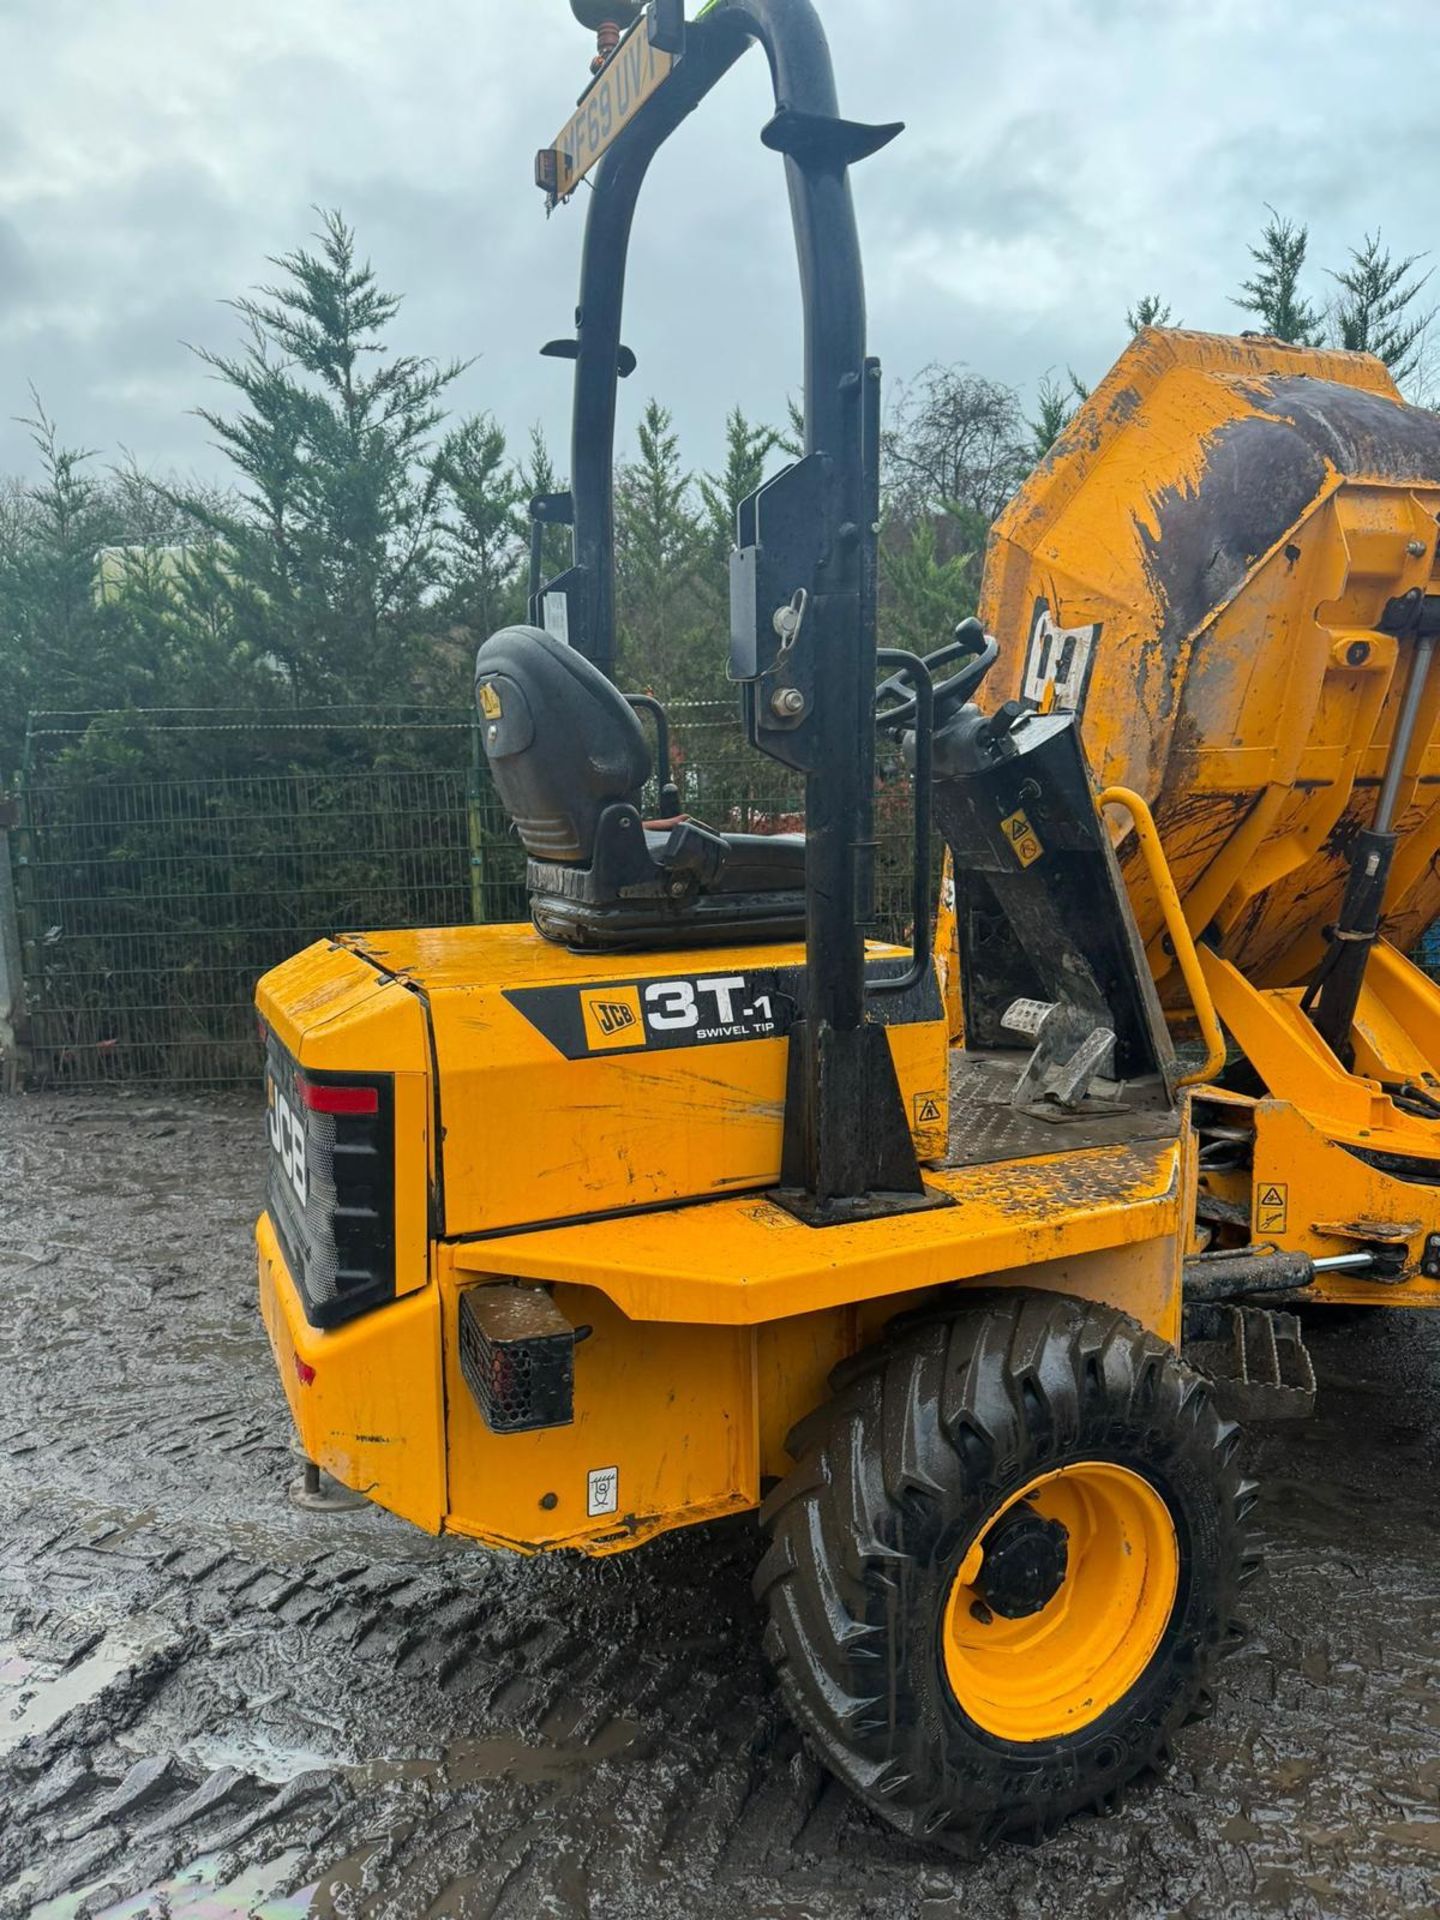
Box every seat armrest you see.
[646,819,729,885]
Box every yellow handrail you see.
[1099,785,1226,1088]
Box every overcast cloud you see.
[0,0,1434,487]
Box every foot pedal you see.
[459,1284,576,1434]
[1183,1304,1316,1421]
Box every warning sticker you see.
[1256,1182,1289,1235]
[588,1466,619,1518]
[542,590,571,646]
[1022,602,1100,712]
[478,680,503,719]
[913,1092,943,1127]
[1000,807,1045,869]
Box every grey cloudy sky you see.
[0,0,1433,487]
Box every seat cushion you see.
[712,832,805,892]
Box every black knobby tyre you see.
[755,1289,1257,1854]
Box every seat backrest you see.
[476,626,651,865]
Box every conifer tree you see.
[1026,371,1090,462]
[1232,208,1323,344]
[1330,232,1433,386]
[520,425,571,592]
[0,402,110,767]
[435,412,525,646]
[177,209,466,702]
[698,407,781,563]
[881,517,979,658]
[614,399,711,700]
[1126,293,1174,333]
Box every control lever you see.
[869,648,934,999]
[1002,999,1119,1111]
[625,695,682,817]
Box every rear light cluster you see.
[265,1031,397,1330]
[297,1077,379,1117]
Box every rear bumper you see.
[257,1211,447,1531]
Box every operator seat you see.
[476,626,805,951]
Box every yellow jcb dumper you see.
[256,0,1440,1853]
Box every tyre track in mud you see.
[1,1092,1438,1918]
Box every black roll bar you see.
[565,1,870,671]
[551,0,920,1209]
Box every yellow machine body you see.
[985,327,1440,985]
[981,327,1440,1311]
[257,330,1440,1561]
[257,925,1188,1554]
[245,0,1440,1838]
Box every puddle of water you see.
[20,1717,638,1919]
[1383,1818,1440,1854]
[349,1716,640,1791]
[0,1616,177,1757]
[85,1507,160,1549]
[29,1849,311,1920]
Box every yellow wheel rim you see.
[941,1461,1180,1743]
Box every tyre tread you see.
[755,1288,1254,1855]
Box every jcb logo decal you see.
[592,1000,637,1036]
[267,1081,308,1208]
[520,972,794,1058]
[580,985,645,1052]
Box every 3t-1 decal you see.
[508,971,794,1059]
[506,958,945,1061]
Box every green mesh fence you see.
[6,702,914,1089]
[9,708,521,1087]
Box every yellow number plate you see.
[547,24,676,202]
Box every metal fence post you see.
[0,795,29,1093]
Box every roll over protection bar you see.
[543,0,923,1212]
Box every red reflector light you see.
[297,1078,379,1115]
[294,1354,316,1386]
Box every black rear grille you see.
[265,1034,396,1328]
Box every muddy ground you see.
[0,1092,1437,1919]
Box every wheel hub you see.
[973,1504,1069,1619]
[941,1461,1181,1742]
